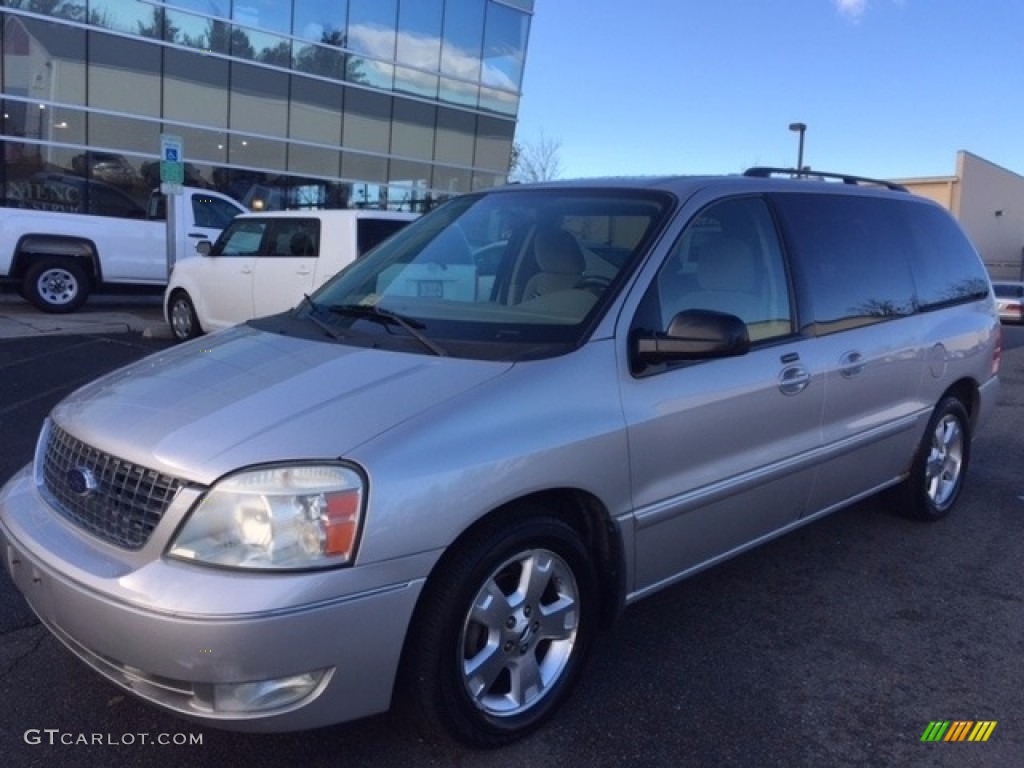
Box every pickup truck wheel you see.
[168,290,201,341]
[24,258,90,313]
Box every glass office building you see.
[0,0,532,215]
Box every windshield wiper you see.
[301,293,323,312]
[328,303,447,357]
[299,294,347,341]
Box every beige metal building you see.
[894,151,1024,280]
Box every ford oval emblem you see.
[66,467,98,497]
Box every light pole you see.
[788,122,806,173]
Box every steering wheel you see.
[575,275,613,294]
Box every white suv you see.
[165,209,416,340]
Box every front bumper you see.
[0,466,429,732]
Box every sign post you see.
[160,134,184,277]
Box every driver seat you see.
[522,229,586,301]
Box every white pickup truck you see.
[0,174,245,312]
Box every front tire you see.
[168,290,201,341]
[891,396,971,521]
[401,512,598,747]
[23,257,90,313]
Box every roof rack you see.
[743,167,908,192]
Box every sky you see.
[514,0,1024,181]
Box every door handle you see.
[296,267,312,275]
[240,266,253,274]
[778,365,811,395]
[839,350,865,378]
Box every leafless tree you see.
[510,131,564,183]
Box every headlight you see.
[168,464,364,570]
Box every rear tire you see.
[891,397,971,521]
[168,290,201,341]
[400,511,598,747]
[23,257,90,313]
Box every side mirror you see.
[633,309,750,367]
[196,240,212,255]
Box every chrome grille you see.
[41,423,184,549]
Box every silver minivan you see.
[0,170,1001,747]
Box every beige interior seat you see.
[521,229,586,301]
[677,236,760,321]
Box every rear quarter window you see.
[773,193,917,335]
[900,204,991,309]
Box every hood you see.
[52,325,511,484]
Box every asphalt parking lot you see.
[1,296,1023,767]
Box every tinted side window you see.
[191,194,242,229]
[356,218,413,257]
[636,196,793,344]
[773,193,916,335]
[266,218,320,257]
[901,203,990,309]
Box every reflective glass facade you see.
[0,0,531,213]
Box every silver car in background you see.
[0,170,1001,747]
[993,280,1024,323]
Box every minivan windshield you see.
[266,188,672,360]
